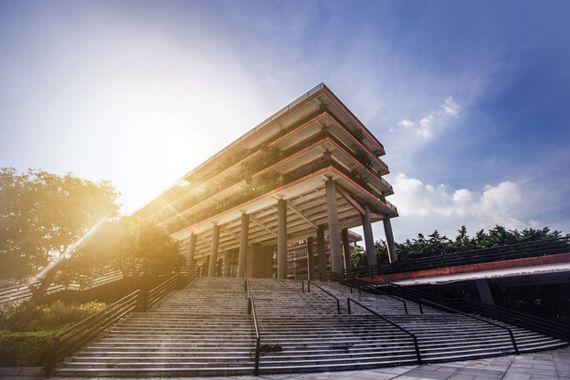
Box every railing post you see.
[509,329,519,355]
[247,297,252,315]
[347,299,351,314]
[176,272,184,289]
[336,299,340,314]
[44,335,59,375]
[419,302,423,315]
[307,280,311,293]
[413,336,422,364]
[254,338,260,375]
[136,287,149,312]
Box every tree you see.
[0,168,119,280]
[64,217,184,285]
[392,224,565,262]
[351,246,366,269]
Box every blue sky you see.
[1,0,569,241]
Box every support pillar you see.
[188,233,197,267]
[476,279,495,305]
[317,225,327,280]
[341,228,352,273]
[223,251,231,277]
[277,199,287,279]
[383,218,397,263]
[307,236,315,280]
[326,179,343,274]
[237,213,249,277]
[208,224,220,277]
[362,204,377,267]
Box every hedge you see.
[0,330,55,366]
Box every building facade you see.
[136,83,398,278]
[287,231,362,279]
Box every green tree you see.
[351,246,367,269]
[66,217,183,285]
[0,168,119,280]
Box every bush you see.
[0,300,106,332]
[0,330,55,366]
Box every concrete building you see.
[287,231,362,279]
[136,83,398,278]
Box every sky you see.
[1,0,569,242]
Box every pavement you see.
[191,346,570,380]
[16,345,570,380]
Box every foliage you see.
[390,225,564,262]
[351,246,366,268]
[65,217,184,283]
[0,168,119,280]
[0,330,55,366]
[0,299,106,332]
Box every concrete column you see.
[208,224,220,277]
[223,251,231,277]
[317,224,327,280]
[188,233,197,267]
[237,213,249,277]
[383,218,397,263]
[476,279,495,305]
[326,179,343,274]
[362,204,377,267]
[277,199,287,279]
[341,228,352,273]
[307,236,315,280]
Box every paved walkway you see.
[196,346,570,380]
[43,346,570,380]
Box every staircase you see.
[54,277,256,377]
[312,280,441,315]
[53,277,567,377]
[249,279,566,373]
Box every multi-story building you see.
[286,231,362,279]
[136,83,398,278]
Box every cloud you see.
[397,96,461,140]
[442,96,460,116]
[397,119,414,128]
[385,173,539,240]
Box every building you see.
[287,231,362,279]
[136,83,398,278]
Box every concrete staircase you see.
[250,279,567,373]
[312,280,441,315]
[54,277,256,377]
[53,277,568,377]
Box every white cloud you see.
[442,96,460,116]
[384,173,539,241]
[398,119,414,128]
[394,97,461,141]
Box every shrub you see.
[0,330,55,366]
[0,300,107,332]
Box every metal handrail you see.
[245,278,261,375]
[332,274,409,315]
[147,274,178,309]
[378,280,569,343]
[417,298,519,354]
[373,282,519,354]
[306,280,341,314]
[457,302,570,341]
[351,237,570,277]
[347,298,422,363]
[43,269,199,374]
[43,289,140,373]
